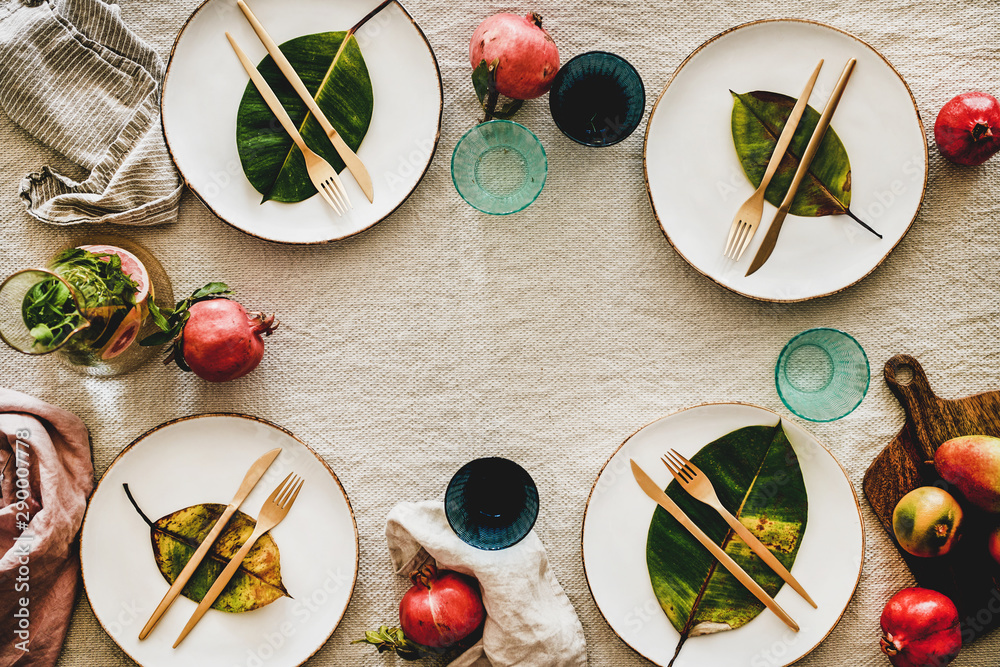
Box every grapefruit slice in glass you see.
[78,245,151,359]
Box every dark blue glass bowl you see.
[445,457,539,550]
[548,51,645,147]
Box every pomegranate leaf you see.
[353,623,483,661]
[472,59,523,121]
[123,484,289,612]
[646,423,807,662]
[732,90,853,217]
[352,626,425,661]
[192,282,230,299]
[140,282,231,372]
[236,32,373,203]
[140,282,231,348]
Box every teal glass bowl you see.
[451,120,547,215]
[775,328,870,422]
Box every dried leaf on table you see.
[125,485,289,612]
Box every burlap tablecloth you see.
[1,0,998,664]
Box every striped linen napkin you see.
[0,0,182,225]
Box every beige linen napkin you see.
[386,501,588,667]
[0,0,182,225]
[0,388,93,667]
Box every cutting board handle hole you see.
[895,364,915,385]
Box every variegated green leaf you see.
[732,90,852,217]
[646,423,807,663]
[152,503,288,612]
[236,31,373,203]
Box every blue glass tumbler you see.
[548,51,645,146]
[445,457,539,550]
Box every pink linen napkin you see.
[0,388,92,667]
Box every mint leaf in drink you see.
[21,248,139,350]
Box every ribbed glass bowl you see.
[451,120,547,215]
[548,50,645,147]
[775,328,870,422]
[445,457,539,550]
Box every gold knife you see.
[746,58,857,276]
[236,0,375,203]
[630,460,799,632]
[137,447,282,639]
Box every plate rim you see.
[79,412,360,667]
[580,401,867,667]
[160,0,444,245]
[641,17,929,303]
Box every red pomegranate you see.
[181,299,277,382]
[398,563,485,649]
[989,527,1000,565]
[469,12,559,100]
[934,92,1000,166]
[880,587,961,667]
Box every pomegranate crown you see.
[409,562,438,590]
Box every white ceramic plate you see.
[162,0,442,244]
[80,414,359,667]
[582,403,864,667]
[644,19,927,301]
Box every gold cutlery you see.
[226,32,351,214]
[630,459,799,632]
[725,59,824,260]
[138,447,281,640]
[236,0,374,203]
[746,58,857,276]
[661,449,817,608]
[173,472,304,647]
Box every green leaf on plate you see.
[645,423,807,664]
[731,90,852,217]
[125,485,289,612]
[236,32,373,203]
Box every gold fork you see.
[226,33,351,214]
[173,472,305,647]
[661,449,817,608]
[724,60,824,260]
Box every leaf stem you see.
[667,633,688,667]
[123,483,154,527]
[845,208,883,239]
[483,76,500,123]
[329,0,396,72]
[350,0,395,35]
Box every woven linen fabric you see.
[0,0,182,225]
[0,0,999,665]
[386,501,587,666]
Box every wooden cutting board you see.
[863,354,1000,642]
